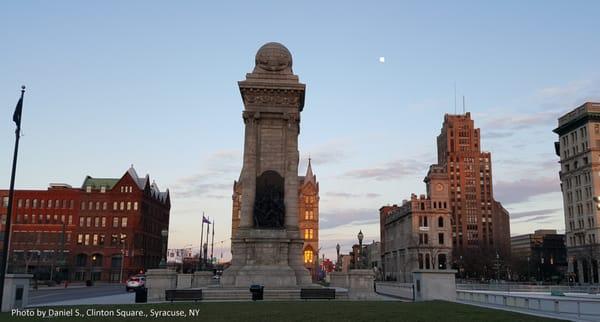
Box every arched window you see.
[438,216,444,227]
[304,249,313,263]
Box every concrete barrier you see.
[457,290,600,320]
[375,282,414,300]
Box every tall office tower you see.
[554,102,600,284]
[435,112,510,262]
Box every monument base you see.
[146,269,176,301]
[222,228,311,288]
[412,270,457,302]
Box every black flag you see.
[13,88,24,127]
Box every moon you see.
[379,57,385,63]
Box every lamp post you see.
[159,229,168,269]
[335,243,340,271]
[357,230,364,269]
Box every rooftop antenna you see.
[454,82,457,114]
[462,95,466,114]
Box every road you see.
[29,283,127,306]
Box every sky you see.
[1,1,600,261]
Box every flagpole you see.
[0,86,25,309]
[210,219,215,267]
[199,212,204,271]
[205,218,210,268]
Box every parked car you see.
[125,275,146,292]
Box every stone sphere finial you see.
[253,42,293,74]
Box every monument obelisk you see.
[221,42,311,287]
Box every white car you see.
[125,275,145,292]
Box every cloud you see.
[301,139,351,166]
[343,159,428,181]
[482,131,514,139]
[494,177,560,205]
[509,208,562,221]
[171,150,240,198]
[325,192,381,198]
[320,208,379,229]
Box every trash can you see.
[135,287,148,303]
[249,284,264,301]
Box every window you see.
[419,233,428,245]
[93,234,98,246]
[438,217,444,227]
[133,202,138,211]
[111,234,118,246]
[68,215,73,225]
[96,202,100,210]
[2,197,8,208]
[25,199,30,208]
[94,217,100,227]
[86,217,91,227]
[127,202,131,210]
[303,249,313,263]
[99,234,105,246]
[77,234,83,245]
[113,202,117,210]
[84,234,90,245]
[418,253,424,269]
[120,233,127,245]
[113,217,119,228]
[304,229,314,239]
[81,202,85,210]
[100,186,106,193]
[121,217,127,228]
[79,217,84,227]
[86,186,91,193]
[120,202,124,210]
[101,217,106,227]
[439,233,444,245]
[103,202,107,210]
[33,199,38,208]
[420,216,428,227]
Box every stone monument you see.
[221,42,311,288]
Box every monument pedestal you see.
[222,229,311,288]
[412,270,457,302]
[191,271,213,288]
[146,269,176,301]
[1,274,32,312]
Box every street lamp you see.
[159,228,169,269]
[335,243,340,271]
[357,230,364,269]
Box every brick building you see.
[231,159,319,276]
[435,113,510,262]
[0,166,170,282]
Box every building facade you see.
[511,230,567,281]
[231,160,319,275]
[380,165,452,282]
[554,102,600,284]
[0,166,170,283]
[435,113,510,263]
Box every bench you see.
[300,288,335,300]
[165,289,203,302]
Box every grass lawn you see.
[2,301,563,322]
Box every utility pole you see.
[210,220,215,266]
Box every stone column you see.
[239,112,258,229]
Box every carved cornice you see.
[240,88,304,110]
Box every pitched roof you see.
[81,177,119,190]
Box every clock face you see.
[436,183,444,192]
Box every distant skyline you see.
[2,1,600,261]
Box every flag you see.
[13,92,23,127]
[202,215,211,224]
